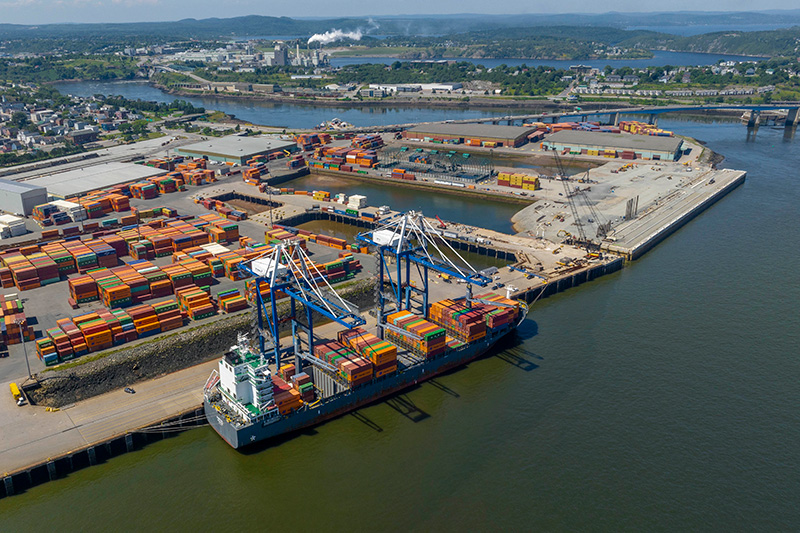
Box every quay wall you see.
[2,254,621,499]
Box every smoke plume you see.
[308,29,363,45]
[308,19,379,45]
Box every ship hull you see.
[205,325,515,449]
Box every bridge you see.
[345,103,800,133]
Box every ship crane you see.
[356,211,499,343]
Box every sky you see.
[0,0,797,25]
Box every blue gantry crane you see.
[237,243,365,377]
[356,211,499,343]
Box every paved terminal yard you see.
[0,137,744,481]
[511,159,745,259]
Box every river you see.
[54,80,508,129]
[53,47,761,130]
[3,115,799,528]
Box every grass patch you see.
[205,110,229,122]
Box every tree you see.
[10,111,30,130]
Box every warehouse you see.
[403,124,535,148]
[23,162,167,199]
[175,135,297,165]
[0,179,48,215]
[542,130,684,161]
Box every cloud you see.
[0,0,37,7]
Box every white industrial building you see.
[0,179,48,216]
[22,162,167,198]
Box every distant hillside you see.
[3,11,800,40]
[620,26,800,57]
[0,16,365,40]
[1,13,800,59]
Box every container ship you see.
[204,294,526,448]
[203,212,528,449]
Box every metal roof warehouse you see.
[21,162,168,198]
[174,135,298,164]
[542,130,684,161]
[404,123,535,147]
[0,179,48,215]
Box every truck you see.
[10,382,25,406]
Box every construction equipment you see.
[508,264,547,283]
[9,382,25,406]
[435,215,447,229]
[553,151,587,245]
[575,173,612,239]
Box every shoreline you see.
[51,80,799,121]
[153,82,575,111]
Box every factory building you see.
[403,124,535,148]
[174,135,297,165]
[541,130,684,161]
[0,179,48,215]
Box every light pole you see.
[16,318,31,380]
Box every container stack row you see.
[265,227,307,249]
[145,156,186,171]
[314,340,374,387]
[384,310,447,359]
[296,133,330,151]
[66,256,214,308]
[390,168,416,180]
[1,295,34,346]
[619,120,673,137]
[176,285,216,320]
[36,299,187,366]
[497,172,540,190]
[351,134,384,151]
[271,375,303,415]
[427,299,487,343]
[290,372,315,403]
[428,294,520,342]
[338,328,398,379]
[309,145,378,170]
[216,289,248,313]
